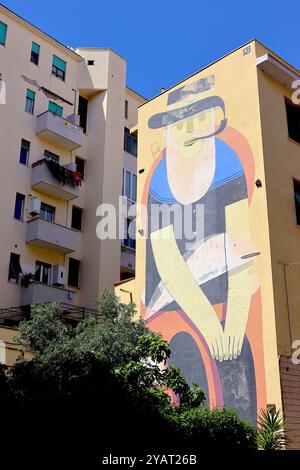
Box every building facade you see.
[116,40,300,447]
[0,5,144,329]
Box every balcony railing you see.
[31,159,81,201]
[25,217,79,254]
[36,111,83,150]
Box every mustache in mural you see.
[145,232,260,319]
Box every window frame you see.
[8,253,22,283]
[122,169,137,203]
[285,98,300,145]
[35,260,52,285]
[68,258,80,288]
[78,95,88,133]
[52,55,66,81]
[25,89,35,114]
[71,205,83,231]
[30,41,40,65]
[14,193,25,221]
[19,139,30,165]
[124,127,137,156]
[40,202,56,223]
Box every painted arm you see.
[223,199,254,360]
[150,224,224,360]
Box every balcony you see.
[20,282,75,307]
[31,159,80,201]
[25,218,79,254]
[36,111,83,151]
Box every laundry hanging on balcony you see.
[45,158,82,187]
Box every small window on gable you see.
[31,42,40,65]
[286,99,300,145]
[87,60,95,66]
[125,100,128,119]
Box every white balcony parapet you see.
[25,217,79,254]
[36,111,83,151]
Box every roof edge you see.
[0,3,84,62]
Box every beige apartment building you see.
[0,3,145,339]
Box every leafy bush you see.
[0,290,258,465]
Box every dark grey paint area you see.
[216,335,257,424]
[169,332,210,403]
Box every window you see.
[52,55,66,81]
[0,21,7,46]
[44,149,59,163]
[30,42,40,65]
[40,202,55,222]
[124,127,137,156]
[78,95,88,133]
[75,157,85,179]
[25,89,35,114]
[19,139,30,165]
[68,258,80,288]
[8,253,22,282]
[286,99,300,144]
[48,101,63,117]
[122,169,137,202]
[87,60,94,66]
[294,180,300,225]
[71,206,83,231]
[14,193,25,221]
[123,218,136,250]
[35,261,51,284]
[125,100,128,119]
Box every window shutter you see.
[26,89,35,100]
[0,21,7,45]
[48,101,63,116]
[52,55,66,72]
[32,42,40,54]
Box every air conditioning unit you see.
[52,265,66,286]
[28,197,41,215]
[64,162,77,172]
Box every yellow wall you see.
[256,42,300,356]
[131,40,283,420]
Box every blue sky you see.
[2,0,300,98]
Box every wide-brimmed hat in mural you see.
[148,75,227,140]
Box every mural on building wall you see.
[141,74,267,424]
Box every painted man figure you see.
[143,75,265,424]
